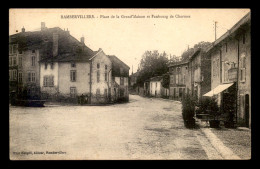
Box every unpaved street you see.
[10,95,241,160]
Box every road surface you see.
[10,94,238,160]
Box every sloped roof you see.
[9,27,95,62]
[206,12,251,53]
[150,76,163,82]
[168,56,189,67]
[107,55,130,70]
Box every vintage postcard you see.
[9,8,251,160]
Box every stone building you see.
[10,22,130,104]
[9,24,47,98]
[189,48,212,100]
[149,76,169,98]
[204,12,251,128]
[168,58,189,100]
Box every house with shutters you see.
[168,58,190,100]
[203,12,251,128]
[38,26,112,104]
[9,22,131,104]
[9,24,45,98]
[149,76,169,98]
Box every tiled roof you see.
[9,27,95,62]
[107,55,130,69]
[107,55,130,77]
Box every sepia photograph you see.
[9,8,251,160]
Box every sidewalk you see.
[197,119,251,159]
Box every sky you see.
[9,8,250,74]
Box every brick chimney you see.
[41,22,46,31]
[80,36,85,44]
[53,33,59,57]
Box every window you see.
[176,74,179,84]
[97,63,100,69]
[32,56,36,66]
[240,53,246,82]
[9,44,18,55]
[43,76,54,87]
[104,89,108,97]
[28,72,31,82]
[19,57,22,67]
[170,75,174,84]
[13,45,17,54]
[51,62,54,69]
[9,57,12,66]
[105,65,107,70]
[18,72,23,83]
[19,50,22,54]
[105,72,107,81]
[27,72,35,82]
[31,72,36,82]
[96,88,100,95]
[32,50,35,53]
[225,43,228,52]
[70,87,76,98]
[223,62,229,82]
[13,57,17,66]
[120,77,124,85]
[45,63,48,69]
[71,62,76,68]
[179,88,183,98]
[70,70,76,82]
[97,70,100,83]
[13,70,17,80]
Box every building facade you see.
[168,60,189,100]
[204,12,251,128]
[10,22,130,105]
[107,55,130,102]
[9,27,42,98]
[189,49,211,100]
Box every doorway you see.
[245,94,250,127]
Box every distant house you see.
[149,76,168,98]
[168,58,189,100]
[189,48,211,100]
[129,71,141,94]
[107,55,130,102]
[204,12,251,128]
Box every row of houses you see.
[130,12,251,128]
[9,22,130,104]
